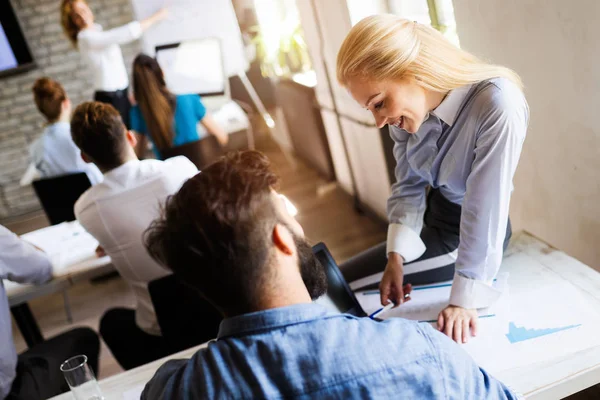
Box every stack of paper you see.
[463,281,600,373]
[21,221,99,275]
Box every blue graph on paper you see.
[506,322,582,344]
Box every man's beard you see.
[294,234,327,299]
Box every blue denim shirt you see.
[142,303,519,399]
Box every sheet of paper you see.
[462,281,600,374]
[122,384,145,400]
[21,221,99,275]
[355,274,508,322]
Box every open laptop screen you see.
[155,38,226,97]
[312,243,367,317]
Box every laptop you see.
[312,242,368,318]
[155,37,230,111]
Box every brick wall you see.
[0,0,141,219]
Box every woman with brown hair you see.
[60,0,166,127]
[30,77,102,184]
[130,54,228,159]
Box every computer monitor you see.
[312,242,367,317]
[155,38,229,105]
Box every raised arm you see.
[79,9,167,50]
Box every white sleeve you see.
[0,226,52,285]
[79,21,142,50]
[449,88,528,309]
[386,127,428,262]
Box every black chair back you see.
[161,136,224,170]
[149,274,223,353]
[32,172,91,225]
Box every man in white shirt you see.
[0,225,100,399]
[70,101,198,370]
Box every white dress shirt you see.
[0,225,52,399]
[386,78,529,309]
[77,22,142,92]
[74,157,198,335]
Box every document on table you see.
[21,221,99,275]
[123,384,145,400]
[463,281,600,374]
[355,273,509,322]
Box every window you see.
[388,0,460,46]
[253,0,314,79]
[346,0,460,46]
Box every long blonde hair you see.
[336,14,522,92]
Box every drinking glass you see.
[60,355,104,400]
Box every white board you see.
[130,0,248,76]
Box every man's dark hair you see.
[70,101,128,171]
[144,151,283,314]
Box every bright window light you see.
[279,194,298,217]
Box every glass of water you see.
[60,355,104,400]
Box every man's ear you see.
[272,223,295,256]
[62,98,71,111]
[81,152,92,164]
[126,129,138,147]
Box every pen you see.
[369,300,395,319]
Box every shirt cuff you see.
[128,21,143,40]
[386,223,426,263]
[449,272,502,309]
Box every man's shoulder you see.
[74,183,107,220]
[158,156,199,177]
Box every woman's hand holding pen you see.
[379,252,412,307]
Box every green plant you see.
[251,24,313,78]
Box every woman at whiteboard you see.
[130,54,228,159]
[336,15,528,343]
[60,0,167,127]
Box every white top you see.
[74,157,198,335]
[77,22,142,92]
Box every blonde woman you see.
[337,15,528,344]
[60,0,167,127]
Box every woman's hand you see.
[141,8,169,31]
[437,305,478,343]
[379,252,412,307]
[95,245,106,258]
[215,131,229,147]
[201,114,229,147]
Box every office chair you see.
[149,274,223,353]
[31,172,92,324]
[32,172,91,225]
[161,137,225,170]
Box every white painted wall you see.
[454,0,600,268]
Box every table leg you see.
[10,303,44,348]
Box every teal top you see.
[130,94,207,159]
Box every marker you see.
[369,300,395,319]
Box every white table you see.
[5,222,114,347]
[6,256,113,308]
[51,232,600,400]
